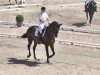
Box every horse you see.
[85,1,97,26]
[9,0,17,4]
[21,21,62,63]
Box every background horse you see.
[21,21,62,63]
[85,1,97,26]
[9,0,17,4]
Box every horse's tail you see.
[21,33,27,38]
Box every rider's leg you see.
[38,26,43,36]
[41,28,46,37]
[35,27,39,36]
[39,24,46,37]
[35,25,43,37]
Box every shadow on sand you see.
[7,58,42,67]
[72,22,87,27]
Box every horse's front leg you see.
[33,43,37,60]
[89,12,94,26]
[86,12,89,23]
[27,38,32,58]
[49,44,55,58]
[45,45,50,63]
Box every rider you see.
[35,7,50,37]
[85,0,97,12]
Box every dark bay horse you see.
[9,0,17,4]
[21,21,62,63]
[85,1,97,26]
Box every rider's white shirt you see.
[38,12,49,29]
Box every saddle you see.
[35,26,47,44]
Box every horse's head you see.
[49,21,62,37]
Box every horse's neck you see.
[45,27,55,37]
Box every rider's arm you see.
[39,18,45,23]
[38,12,45,23]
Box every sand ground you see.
[0,37,100,75]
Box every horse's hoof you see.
[47,61,50,63]
[49,54,55,58]
[27,55,31,58]
[35,58,39,61]
[47,62,50,64]
[46,62,53,65]
[34,58,37,60]
[90,23,92,26]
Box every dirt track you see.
[0,37,100,75]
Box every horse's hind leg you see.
[89,12,94,26]
[45,45,50,63]
[27,38,32,58]
[33,43,37,60]
[49,44,55,58]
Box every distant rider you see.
[85,0,97,12]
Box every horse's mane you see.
[49,21,58,27]
[46,21,61,37]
